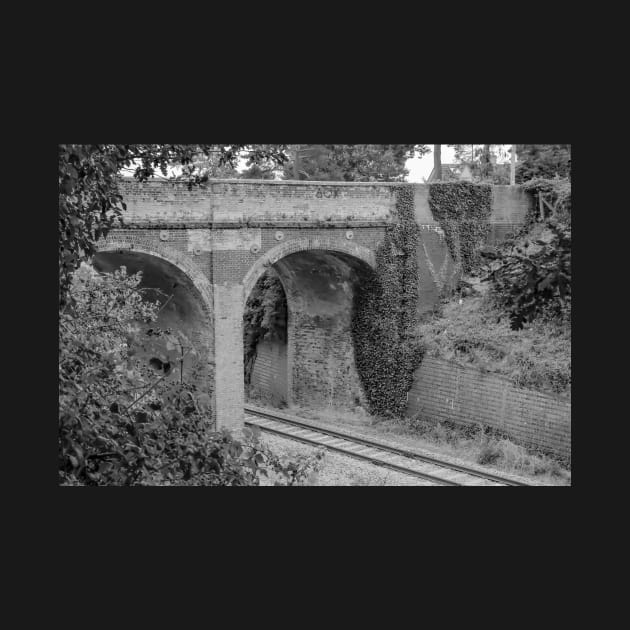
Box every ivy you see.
[243,270,287,386]
[428,182,493,275]
[351,185,423,418]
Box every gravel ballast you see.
[251,431,440,486]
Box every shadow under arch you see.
[242,237,377,410]
[242,237,376,301]
[95,238,214,316]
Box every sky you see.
[406,146,456,182]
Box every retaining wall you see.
[406,356,571,460]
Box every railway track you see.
[244,404,531,486]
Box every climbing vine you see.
[428,182,493,275]
[243,269,287,386]
[351,185,423,418]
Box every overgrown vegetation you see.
[416,178,571,394]
[243,270,287,387]
[351,185,423,417]
[515,145,571,183]
[416,290,571,396]
[59,265,319,486]
[428,182,493,275]
[284,404,570,483]
[395,413,570,481]
[485,218,571,331]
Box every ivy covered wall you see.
[428,182,493,275]
[351,185,423,417]
[243,269,287,388]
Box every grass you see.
[385,413,570,484]
[246,385,287,409]
[276,403,570,485]
[415,285,571,397]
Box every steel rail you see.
[244,405,531,487]
[244,414,460,485]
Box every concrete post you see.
[212,283,245,430]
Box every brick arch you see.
[242,236,376,300]
[95,236,213,319]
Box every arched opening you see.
[244,268,288,407]
[92,249,213,395]
[243,248,374,412]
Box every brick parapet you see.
[116,178,532,230]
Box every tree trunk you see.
[510,145,516,185]
[433,144,442,180]
[482,144,491,178]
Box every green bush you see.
[520,177,571,226]
[59,265,316,486]
[484,219,571,330]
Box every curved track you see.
[244,405,531,486]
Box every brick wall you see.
[117,178,532,232]
[117,178,396,226]
[406,356,571,459]
[250,339,288,404]
[289,314,365,408]
[105,179,533,431]
[213,283,245,429]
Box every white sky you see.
[406,146,457,183]
[120,145,513,183]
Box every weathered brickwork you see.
[416,228,458,314]
[250,340,288,404]
[117,178,397,226]
[94,179,533,432]
[406,357,571,459]
[213,284,245,428]
[289,315,366,408]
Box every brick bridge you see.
[94,178,532,430]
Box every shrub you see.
[477,443,502,466]
[59,264,314,486]
[484,219,571,330]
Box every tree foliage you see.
[515,145,571,183]
[483,219,571,330]
[243,270,287,386]
[174,151,240,180]
[281,144,428,182]
[447,144,512,183]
